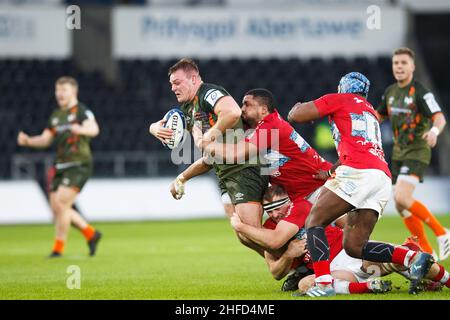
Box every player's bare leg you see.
[234,202,265,257]
[49,186,101,257]
[395,179,449,260]
[49,186,78,257]
[305,188,434,297]
[297,270,391,296]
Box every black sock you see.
[361,241,395,262]
[306,226,330,262]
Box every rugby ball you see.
[162,108,186,150]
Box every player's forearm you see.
[75,122,99,137]
[266,253,295,280]
[179,157,212,182]
[431,113,446,134]
[207,142,250,164]
[25,134,53,148]
[237,223,283,251]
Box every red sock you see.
[312,260,333,285]
[392,247,417,267]
[349,282,371,294]
[433,264,450,288]
[81,225,96,241]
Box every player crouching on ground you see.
[239,185,450,296]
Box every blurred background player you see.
[377,47,450,261]
[149,58,269,255]
[288,72,434,297]
[17,76,102,257]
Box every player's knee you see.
[343,240,364,259]
[393,190,412,209]
[305,213,322,228]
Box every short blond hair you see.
[393,47,415,61]
[168,58,200,77]
[55,76,78,88]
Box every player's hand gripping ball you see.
[162,108,186,150]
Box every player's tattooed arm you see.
[17,129,54,149]
[287,101,321,124]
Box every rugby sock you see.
[52,239,65,254]
[81,225,96,241]
[334,280,371,294]
[409,200,446,236]
[362,241,418,267]
[391,247,417,267]
[403,215,434,254]
[433,264,450,288]
[307,226,332,285]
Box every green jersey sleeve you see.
[416,82,442,118]
[200,86,229,114]
[77,104,96,123]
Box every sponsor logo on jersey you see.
[404,96,413,105]
[68,114,76,122]
[205,89,224,107]
[388,97,395,105]
[52,118,59,126]
[234,192,244,201]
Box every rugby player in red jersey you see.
[205,88,335,233]
[236,185,449,295]
[232,185,391,295]
[287,72,435,297]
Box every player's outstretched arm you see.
[169,157,212,200]
[17,129,54,149]
[205,140,258,164]
[199,96,241,150]
[149,118,173,144]
[287,101,321,124]
[71,118,100,137]
[422,112,446,148]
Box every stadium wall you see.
[0,177,449,224]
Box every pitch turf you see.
[1,215,450,300]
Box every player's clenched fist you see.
[17,131,29,146]
[169,174,185,200]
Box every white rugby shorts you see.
[324,165,392,217]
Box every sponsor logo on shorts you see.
[62,178,71,186]
[234,192,244,201]
[400,166,410,174]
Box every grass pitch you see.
[1,215,450,300]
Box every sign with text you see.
[113,7,406,58]
[0,7,71,57]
